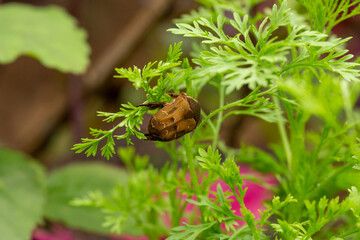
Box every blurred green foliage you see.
[0,149,45,240]
[0,3,90,73]
[0,149,134,240]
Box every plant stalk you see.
[212,83,225,149]
[183,134,203,220]
[272,95,292,172]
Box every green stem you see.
[229,184,262,239]
[177,200,189,224]
[341,81,354,125]
[193,85,265,138]
[307,162,353,200]
[272,94,292,172]
[201,111,216,132]
[231,185,247,211]
[279,62,326,75]
[337,227,360,238]
[212,83,225,149]
[183,134,203,219]
[169,189,178,226]
[184,135,198,190]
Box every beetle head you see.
[185,95,201,125]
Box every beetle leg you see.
[144,133,168,142]
[166,92,182,99]
[137,102,166,110]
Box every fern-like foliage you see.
[72,42,188,159]
[72,103,147,160]
[296,0,360,33]
[72,0,360,239]
[169,1,360,95]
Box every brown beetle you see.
[138,93,201,141]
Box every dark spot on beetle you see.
[170,117,175,122]
[167,107,177,115]
[174,125,178,131]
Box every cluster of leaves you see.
[72,103,147,159]
[72,42,193,159]
[72,165,167,238]
[169,1,359,94]
[295,0,360,34]
[73,0,360,239]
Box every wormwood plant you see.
[72,0,360,239]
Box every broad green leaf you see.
[0,149,46,240]
[0,3,90,73]
[44,162,139,235]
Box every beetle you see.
[138,93,201,141]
